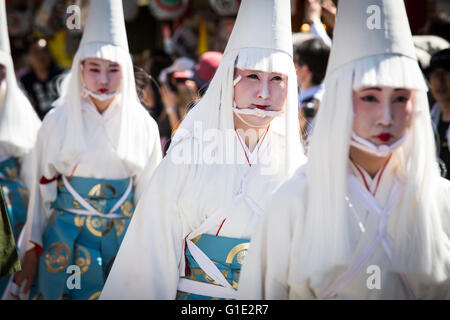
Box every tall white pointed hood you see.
[293,0,450,288]
[0,0,40,158]
[170,0,305,178]
[326,0,417,77]
[0,0,10,54]
[55,0,151,173]
[224,0,293,57]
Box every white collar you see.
[235,126,270,165]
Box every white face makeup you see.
[81,58,122,101]
[233,68,288,129]
[352,86,414,148]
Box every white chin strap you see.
[82,84,119,101]
[231,75,283,127]
[350,131,408,157]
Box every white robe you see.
[19,98,162,253]
[238,156,450,299]
[101,128,290,299]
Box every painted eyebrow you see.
[86,62,119,67]
[361,87,382,91]
[361,87,408,92]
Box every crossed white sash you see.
[318,176,415,299]
[62,175,132,219]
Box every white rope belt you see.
[62,175,132,219]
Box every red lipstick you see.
[99,88,107,94]
[377,133,391,142]
[255,105,268,110]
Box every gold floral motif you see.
[88,184,117,198]
[45,242,70,273]
[113,218,126,236]
[5,166,18,179]
[72,199,81,209]
[74,215,86,229]
[75,245,91,274]
[88,291,102,300]
[86,216,113,237]
[120,201,133,218]
[49,210,63,228]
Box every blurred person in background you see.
[294,38,330,149]
[19,35,64,120]
[428,48,450,179]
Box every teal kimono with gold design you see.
[176,234,250,300]
[30,176,134,300]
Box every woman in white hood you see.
[101,0,305,300]
[238,0,450,300]
[0,0,41,296]
[7,0,162,300]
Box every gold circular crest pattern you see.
[88,184,117,198]
[225,242,250,265]
[45,242,70,273]
[75,245,91,274]
[120,200,134,218]
[113,218,126,236]
[86,216,113,237]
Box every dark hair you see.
[427,13,450,44]
[294,39,330,86]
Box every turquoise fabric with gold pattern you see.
[30,176,134,300]
[0,158,28,296]
[176,234,250,300]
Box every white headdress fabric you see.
[169,0,305,178]
[291,0,450,286]
[0,0,40,157]
[53,0,150,172]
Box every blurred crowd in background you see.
[4,0,450,166]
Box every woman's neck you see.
[349,146,390,179]
[233,114,269,152]
[90,96,114,114]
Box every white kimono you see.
[20,98,162,253]
[101,128,290,299]
[238,155,450,299]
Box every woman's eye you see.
[393,96,408,103]
[272,76,282,81]
[109,69,119,73]
[246,74,259,80]
[361,95,378,102]
[89,68,100,73]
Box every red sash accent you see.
[39,175,58,185]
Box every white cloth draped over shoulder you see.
[238,156,450,299]
[18,97,162,256]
